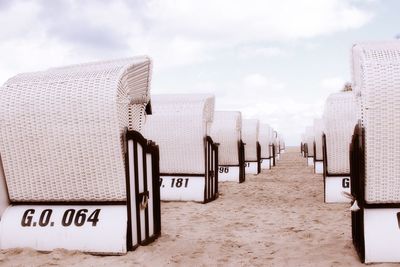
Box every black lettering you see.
[62,209,75,227]
[38,209,52,227]
[74,209,88,227]
[176,178,183,188]
[342,178,350,188]
[87,209,101,226]
[21,209,35,227]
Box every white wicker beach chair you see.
[242,119,261,174]
[269,129,276,166]
[279,135,286,153]
[322,91,357,203]
[275,134,281,161]
[305,126,315,167]
[350,41,400,263]
[259,124,273,170]
[0,57,161,254]
[301,133,307,158]
[270,128,277,165]
[313,118,324,174]
[141,94,218,203]
[210,111,245,183]
[276,133,285,158]
[271,130,279,166]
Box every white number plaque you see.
[0,205,127,254]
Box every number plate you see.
[363,208,400,263]
[245,162,258,174]
[261,159,271,170]
[325,176,351,203]
[314,161,324,174]
[218,166,240,182]
[160,176,205,202]
[0,205,127,254]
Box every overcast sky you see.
[0,0,398,145]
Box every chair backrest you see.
[259,124,272,158]
[313,118,324,160]
[0,57,152,202]
[352,41,400,203]
[323,91,357,174]
[210,111,242,165]
[142,94,215,174]
[242,119,260,161]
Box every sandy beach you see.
[1,147,399,266]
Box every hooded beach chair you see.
[242,119,261,174]
[350,41,400,263]
[142,94,218,203]
[305,126,315,166]
[322,91,357,203]
[275,133,282,161]
[271,130,278,166]
[313,118,324,174]
[279,135,286,153]
[259,124,273,170]
[210,111,245,183]
[0,57,161,254]
[301,133,307,158]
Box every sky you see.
[0,0,399,145]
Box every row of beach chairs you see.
[301,41,400,263]
[0,57,284,254]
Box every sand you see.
[1,147,399,266]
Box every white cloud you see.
[237,46,287,59]
[0,39,72,84]
[0,1,41,40]
[129,36,215,70]
[168,73,322,145]
[0,0,378,146]
[321,77,346,90]
[243,74,272,88]
[0,0,375,75]
[144,0,373,42]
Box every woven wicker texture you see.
[305,126,314,157]
[259,124,272,158]
[352,41,400,95]
[322,91,357,174]
[242,119,260,161]
[353,41,400,203]
[142,94,215,174]
[150,94,214,123]
[351,42,400,122]
[210,111,242,165]
[0,57,152,202]
[313,118,324,160]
